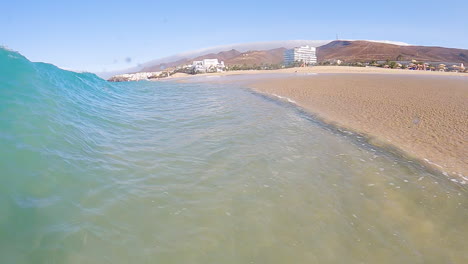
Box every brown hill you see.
[225,48,286,65]
[317,40,468,63]
[141,49,242,72]
[139,40,467,73]
[140,48,286,72]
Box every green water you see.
[0,48,467,263]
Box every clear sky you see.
[2,0,467,72]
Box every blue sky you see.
[2,0,467,72]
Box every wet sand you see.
[250,74,468,180]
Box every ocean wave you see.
[1,47,467,263]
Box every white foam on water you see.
[271,93,297,104]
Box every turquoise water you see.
[1,48,467,263]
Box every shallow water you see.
[1,48,467,263]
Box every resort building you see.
[192,59,225,73]
[109,71,163,81]
[284,45,317,66]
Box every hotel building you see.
[284,45,317,66]
[192,59,225,73]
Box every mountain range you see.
[101,40,468,78]
[318,40,468,63]
[140,48,287,72]
[142,41,468,72]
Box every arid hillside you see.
[317,40,468,63]
[138,40,468,73]
[141,48,286,72]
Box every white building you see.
[284,45,317,66]
[110,71,162,81]
[192,61,203,66]
[203,59,223,68]
[192,59,225,73]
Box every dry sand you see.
[155,66,467,83]
[251,74,468,180]
[168,66,468,79]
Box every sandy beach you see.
[250,73,468,180]
[168,66,468,79]
[170,66,468,179]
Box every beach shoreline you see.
[248,74,468,181]
[166,67,468,181]
[164,66,468,80]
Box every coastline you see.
[249,73,468,181]
[163,66,468,80]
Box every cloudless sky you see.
[2,0,467,72]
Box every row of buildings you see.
[188,46,318,72]
[108,59,228,81]
[110,44,466,82]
